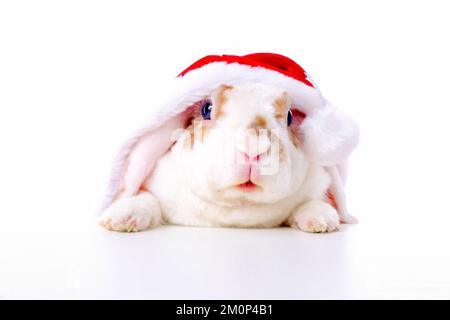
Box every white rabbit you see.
[99,82,357,233]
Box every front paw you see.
[289,201,340,233]
[99,193,161,232]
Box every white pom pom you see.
[301,102,360,166]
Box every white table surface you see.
[2,216,449,299]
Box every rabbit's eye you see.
[287,109,293,126]
[201,100,213,120]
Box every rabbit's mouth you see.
[236,181,261,191]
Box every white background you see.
[1,0,450,299]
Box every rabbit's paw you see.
[99,193,161,232]
[289,200,340,233]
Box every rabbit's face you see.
[172,83,309,206]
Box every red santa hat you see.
[104,53,359,223]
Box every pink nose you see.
[238,149,268,164]
[241,152,261,163]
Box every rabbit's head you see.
[169,83,311,206]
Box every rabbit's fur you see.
[100,83,342,232]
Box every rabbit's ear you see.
[300,101,359,166]
[103,113,186,209]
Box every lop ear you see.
[102,112,187,210]
[300,101,360,166]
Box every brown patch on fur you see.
[267,130,286,162]
[288,109,305,149]
[289,130,301,148]
[213,85,233,119]
[184,116,210,149]
[250,116,267,130]
[273,92,290,120]
[185,119,196,149]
